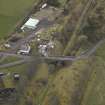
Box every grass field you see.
[81,42,105,105]
[0,0,38,39]
[0,64,27,88]
[0,56,21,65]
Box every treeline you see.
[51,0,105,56]
[81,1,105,42]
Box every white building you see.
[4,43,11,48]
[38,44,48,56]
[17,44,31,55]
[41,3,47,9]
[38,41,54,56]
[21,18,40,31]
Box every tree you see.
[47,0,60,7]
[47,93,60,105]
[82,2,105,43]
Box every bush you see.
[47,0,60,7]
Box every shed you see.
[17,44,31,54]
[13,73,20,80]
[21,18,40,30]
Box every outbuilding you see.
[13,73,20,80]
[41,3,47,9]
[21,18,40,31]
[17,44,31,55]
[4,43,11,48]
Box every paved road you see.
[0,52,30,59]
[0,38,105,68]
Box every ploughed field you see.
[0,0,37,39]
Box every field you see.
[81,42,105,105]
[0,63,27,89]
[0,0,38,39]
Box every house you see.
[21,18,40,31]
[17,44,31,55]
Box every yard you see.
[0,63,27,89]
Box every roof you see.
[41,3,47,9]
[18,44,31,53]
[25,18,39,27]
[21,18,39,29]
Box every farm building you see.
[21,18,40,31]
[17,44,31,55]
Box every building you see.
[38,41,54,56]
[17,44,31,55]
[4,43,11,48]
[13,73,20,80]
[21,18,40,31]
[38,44,48,56]
[41,3,47,9]
[0,73,5,77]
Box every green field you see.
[0,0,38,39]
[81,42,105,105]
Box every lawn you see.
[0,0,38,39]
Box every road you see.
[0,38,105,68]
[0,60,25,69]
